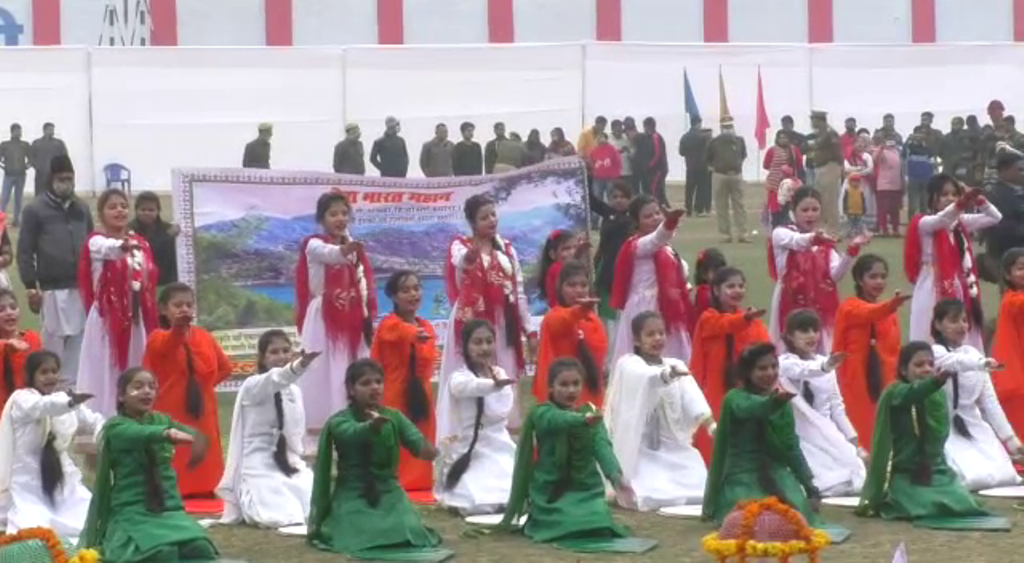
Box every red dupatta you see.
[768,226,840,334]
[609,217,690,334]
[904,213,982,327]
[295,234,377,356]
[545,260,563,309]
[444,235,525,369]
[77,232,159,371]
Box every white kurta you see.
[434,366,516,515]
[76,235,148,416]
[438,237,533,431]
[779,352,865,497]
[0,389,103,538]
[932,343,1022,491]
[604,354,710,510]
[768,227,854,354]
[609,223,691,365]
[908,201,1001,349]
[218,360,313,528]
[298,237,369,430]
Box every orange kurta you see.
[370,313,437,492]
[0,330,42,411]
[992,290,1024,439]
[690,308,770,462]
[145,327,232,498]
[534,305,608,408]
[832,296,901,449]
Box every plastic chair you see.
[103,162,131,197]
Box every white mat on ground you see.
[822,496,860,508]
[656,504,703,518]
[978,485,1024,498]
[464,514,526,527]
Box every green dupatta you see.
[307,407,401,544]
[856,377,947,517]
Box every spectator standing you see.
[875,113,903,146]
[577,116,607,163]
[941,117,974,182]
[452,122,482,176]
[762,130,804,228]
[332,124,365,175]
[918,112,945,158]
[589,132,621,201]
[369,116,409,178]
[706,116,748,243]
[524,129,547,166]
[640,117,668,208]
[679,116,711,216]
[29,123,67,197]
[16,155,91,380]
[483,122,507,174]
[547,127,576,158]
[904,127,936,216]
[0,123,32,226]
[780,115,808,183]
[872,135,904,237]
[839,117,858,161]
[810,110,844,231]
[130,191,179,287]
[494,132,528,172]
[242,123,272,169]
[419,123,454,177]
[609,119,634,187]
[984,151,1024,264]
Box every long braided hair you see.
[384,270,430,424]
[781,308,822,407]
[852,254,888,402]
[444,319,496,491]
[345,358,386,508]
[546,357,588,503]
[157,283,203,420]
[710,266,747,391]
[256,329,299,477]
[25,350,64,505]
[116,367,167,513]
[897,341,938,486]
[930,299,972,440]
[736,343,787,502]
[555,260,601,394]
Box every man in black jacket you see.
[483,122,506,175]
[369,116,409,178]
[679,116,711,216]
[333,123,365,175]
[985,151,1024,277]
[452,121,482,176]
[242,123,272,169]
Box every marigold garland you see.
[701,497,831,562]
[0,527,101,562]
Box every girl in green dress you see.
[501,357,633,542]
[702,342,824,526]
[79,367,218,562]
[307,358,449,559]
[857,341,989,520]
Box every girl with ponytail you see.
[435,319,516,515]
[80,367,219,560]
[930,298,1023,491]
[0,289,41,412]
[604,311,714,511]
[216,329,321,529]
[144,283,232,498]
[534,260,607,407]
[0,350,100,536]
[370,270,437,492]
[992,247,1024,439]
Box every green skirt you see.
[875,467,988,520]
[706,467,823,527]
[524,486,628,543]
[101,507,218,563]
[311,482,441,555]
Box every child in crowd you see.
[774,165,802,229]
[842,172,866,236]
[534,260,606,407]
[129,191,179,287]
[589,132,622,202]
[590,181,632,332]
[307,359,448,559]
[0,351,102,537]
[931,299,1023,491]
[370,270,437,492]
[144,283,232,498]
[605,311,714,510]
[296,191,376,431]
[779,310,866,497]
[609,195,691,362]
[905,174,1000,349]
[538,230,582,310]
[80,367,218,561]
[993,248,1024,438]
[690,248,726,333]
[435,320,516,515]
[217,330,319,529]
[0,289,41,412]
[832,254,909,449]
[768,186,868,353]
[77,188,159,416]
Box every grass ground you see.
[21,187,1023,561]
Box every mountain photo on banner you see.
[177,160,588,333]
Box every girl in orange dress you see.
[992,248,1024,438]
[690,248,726,335]
[537,230,583,310]
[533,260,607,407]
[0,289,41,412]
[689,266,770,462]
[832,254,909,449]
[144,282,233,498]
[369,270,437,492]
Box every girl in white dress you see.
[76,188,159,416]
[931,298,1024,491]
[778,309,866,497]
[217,329,321,528]
[604,311,714,511]
[609,195,691,363]
[904,174,1001,349]
[295,191,376,431]
[435,319,516,515]
[0,350,103,538]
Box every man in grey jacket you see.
[30,122,67,198]
[419,123,454,177]
[17,154,92,380]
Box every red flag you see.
[755,66,770,150]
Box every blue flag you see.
[684,69,700,120]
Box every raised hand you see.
[5,339,30,352]
[297,349,322,368]
[670,363,691,377]
[584,412,603,426]
[173,311,194,328]
[164,428,194,445]
[67,392,94,406]
[890,290,912,308]
[493,377,516,389]
[463,241,483,264]
[813,230,839,245]
[936,370,954,385]
[743,307,767,321]
[824,352,849,372]
[849,231,873,248]
[664,208,686,223]
[367,409,389,430]
[341,240,363,257]
[983,358,1005,371]
[575,297,600,310]
[187,433,210,469]
[771,386,797,402]
[418,443,439,461]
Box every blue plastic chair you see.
[103,163,131,197]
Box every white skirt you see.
[909,268,983,349]
[75,306,147,417]
[5,466,92,539]
[298,296,368,431]
[627,440,706,511]
[235,465,314,528]
[945,416,1022,491]
[436,428,516,516]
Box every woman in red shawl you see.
[76,188,158,416]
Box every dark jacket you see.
[333,138,365,175]
[590,192,631,293]
[484,136,505,174]
[129,218,177,286]
[985,180,1024,259]
[678,128,710,168]
[242,138,271,169]
[452,140,483,176]
[370,134,409,178]
[17,193,93,290]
